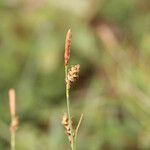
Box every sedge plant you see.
[62,29,83,150]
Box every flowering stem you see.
[65,65,74,150]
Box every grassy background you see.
[0,0,150,149]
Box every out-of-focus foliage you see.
[0,0,150,149]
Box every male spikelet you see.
[66,64,80,88]
[64,29,72,66]
[9,89,18,133]
[9,88,19,150]
[62,113,73,146]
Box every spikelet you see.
[61,113,73,146]
[64,29,72,66]
[8,89,19,132]
[66,64,80,87]
[9,89,16,117]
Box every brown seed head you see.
[64,29,72,66]
[66,64,80,87]
[62,113,73,145]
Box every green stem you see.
[11,132,15,150]
[65,66,74,150]
[11,128,15,150]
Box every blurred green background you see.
[0,0,150,149]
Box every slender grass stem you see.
[10,116,16,150]
[11,129,15,150]
[65,66,74,150]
